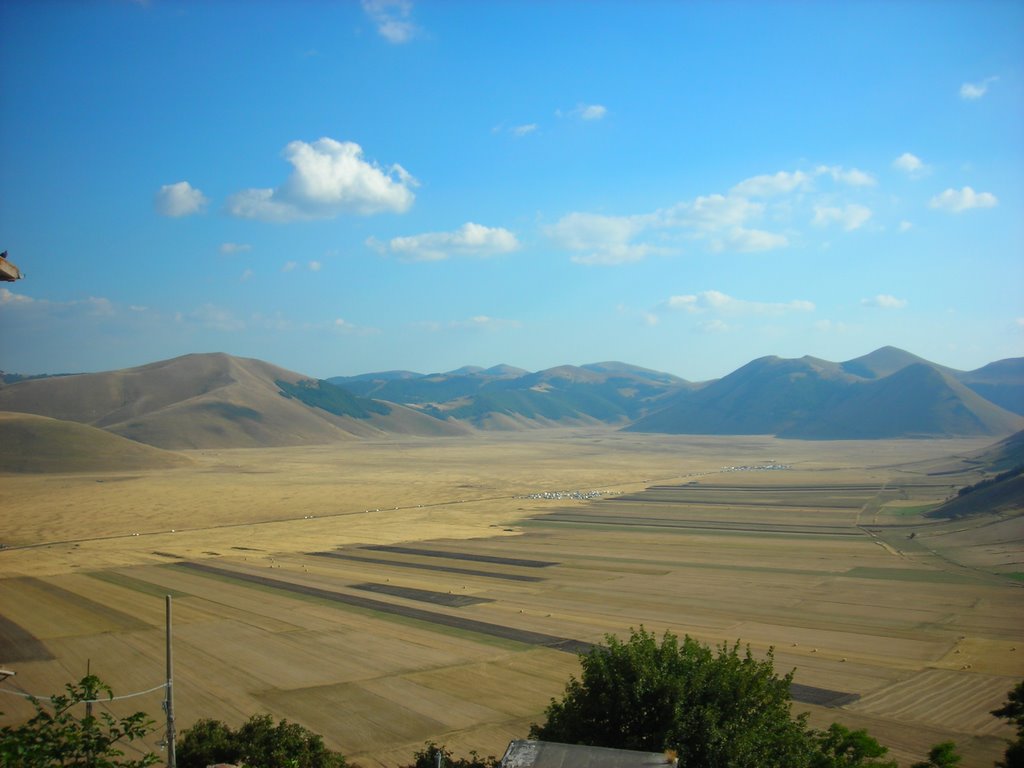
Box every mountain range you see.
[0,346,1021,456]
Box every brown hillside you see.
[0,354,467,449]
[0,412,194,473]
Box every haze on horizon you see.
[1,1,1022,382]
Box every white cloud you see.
[893,152,926,175]
[812,203,872,230]
[666,194,763,231]
[816,165,877,187]
[698,318,731,333]
[385,222,521,262]
[155,181,207,217]
[332,317,379,335]
[576,103,607,120]
[0,288,33,305]
[730,171,811,198]
[308,260,322,272]
[240,269,254,282]
[899,220,913,232]
[547,212,655,265]
[665,290,814,316]
[861,294,908,309]
[929,186,998,213]
[511,123,538,137]
[219,242,251,255]
[960,76,997,100]
[714,228,789,253]
[362,0,418,43]
[417,315,521,332]
[227,138,416,222]
[282,261,297,272]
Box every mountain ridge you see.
[1,347,1021,450]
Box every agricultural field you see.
[1,431,1022,767]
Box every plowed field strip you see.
[537,514,863,536]
[616,497,869,509]
[174,561,580,649]
[310,551,544,581]
[0,614,53,662]
[15,577,150,631]
[350,582,494,607]
[362,545,558,568]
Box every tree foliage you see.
[910,741,962,768]
[993,681,1024,768]
[402,741,500,768]
[0,674,158,768]
[175,714,347,768]
[530,627,813,768]
[809,723,897,768]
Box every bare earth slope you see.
[0,353,467,449]
[0,412,194,472]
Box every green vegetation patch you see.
[842,566,977,584]
[88,570,190,599]
[880,503,940,516]
[1004,572,1024,582]
[276,378,391,419]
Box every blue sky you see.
[1,1,1021,381]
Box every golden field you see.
[1,430,1022,767]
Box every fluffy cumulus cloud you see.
[362,0,418,43]
[665,290,814,316]
[861,294,908,309]
[815,165,876,187]
[228,138,416,222]
[960,76,997,100]
[929,187,998,213]
[511,123,538,137]
[893,152,926,175]
[730,171,811,198]
[382,222,521,262]
[547,212,656,265]
[812,204,872,230]
[155,181,207,217]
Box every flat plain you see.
[1,430,1022,767]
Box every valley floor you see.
[1,430,1021,767]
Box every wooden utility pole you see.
[165,595,176,768]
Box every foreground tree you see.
[176,714,347,768]
[402,741,500,768]
[0,674,157,768]
[910,741,961,768]
[810,723,897,768]
[993,681,1024,768]
[530,627,813,768]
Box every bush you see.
[176,713,346,768]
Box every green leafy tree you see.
[0,674,157,768]
[402,741,500,768]
[530,627,813,768]
[175,713,346,768]
[810,723,897,768]
[993,681,1024,768]
[910,741,961,768]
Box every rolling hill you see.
[627,350,1024,439]
[0,353,467,450]
[329,361,691,428]
[2,347,1021,448]
[0,412,194,472]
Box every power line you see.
[0,681,168,704]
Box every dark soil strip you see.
[363,544,558,568]
[309,551,544,582]
[0,614,53,662]
[15,577,150,631]
[174,561,572,648]
[539,514,864,537]
[790,682,860,707]
[615,496,868,510]
[350,582,494,607]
